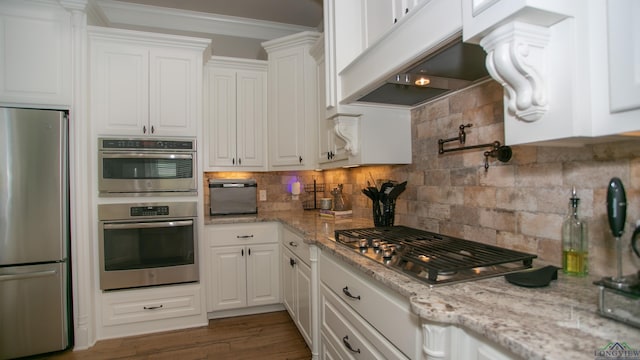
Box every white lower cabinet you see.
[100,283,204,339]
[319,251,421,360]
[281,227,313,347]
[206,223,280,313]
[321,283,408,359]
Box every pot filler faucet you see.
[438,124,513,171]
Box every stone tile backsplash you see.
[206,80,640,277]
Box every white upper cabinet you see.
[323,0,364,114]
[463,0,640,145]
[263,31,321,170]
[327,107,412,169]
[607,0,640,114]
[310,34,349,167]
[321,1,413,168]
[204,57,267,171]
[0,0,71,107]
[89,26,210,137]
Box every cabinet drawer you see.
[282,226,311,265]
[206,222,278,246]
[321,283,407,360]
[102,284,201,326]
[320,251,419,358]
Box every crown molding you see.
[95,0,317,41]
[58,0,88,12]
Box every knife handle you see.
[607,177,627,237]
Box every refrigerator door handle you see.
[0,269,57,282]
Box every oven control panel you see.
[100,137,194,150]
[130,206,169,217]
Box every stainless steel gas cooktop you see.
[334,226,537,287]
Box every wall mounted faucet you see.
[438,124,513,171]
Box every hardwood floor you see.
[45,311,311,360]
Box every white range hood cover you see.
[339,0,464,107]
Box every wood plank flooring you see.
[44,311,311,360]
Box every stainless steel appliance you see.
[209,179,257,216]
[98,137,197,196]
[356,38,489,107]
[594,177,640,328]
[0,107,71,358]
[334,226,536,287]
[98,202,198,291]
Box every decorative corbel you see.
[480,21,550,122]
[333,115,359,156]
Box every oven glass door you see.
[102,219,195,271]
[101,153,193,180]
[99,152,196,194]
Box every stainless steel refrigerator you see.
[0,107,71,359]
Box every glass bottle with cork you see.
[562,187,589,276]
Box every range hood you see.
[336,0,491,109]
[356,39,490,107]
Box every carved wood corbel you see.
[480,21,550,122]
[333,115,359,156]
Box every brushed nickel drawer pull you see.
[143,304,163,310]
[342,335,360,354]
[342,286,361,300]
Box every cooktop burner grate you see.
[334,226,537,286]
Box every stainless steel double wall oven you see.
[97,137,199,291]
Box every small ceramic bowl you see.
[320,198,332,210]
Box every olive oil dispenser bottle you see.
[562,187,588,276]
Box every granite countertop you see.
[205,210,640,360]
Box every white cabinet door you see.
[364,0,395,47]
[235,70,266,167]
[313,44,349,167]
[205,223,280,312]
[207,67,237,167]
[205,58,266,170]
[208,245,247,311]
[0,0,71,107]
[296,258,312,346]
[91,41,150,135]
[246,243,280,307]
[149,48,198,136]
[281,246,297,316]
[89,27,208,137]
[318,118,335,165]
[607,0,640,113]
[267,46,306,167]
[282,239,313,347]
[281,227,313,347]
[264,32,321,170]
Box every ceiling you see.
[115,0,323,28]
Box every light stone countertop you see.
[205,210,640,360]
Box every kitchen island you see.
[206,210,640,360]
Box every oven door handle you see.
[103,220,194,230]
[100,152,193,160]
